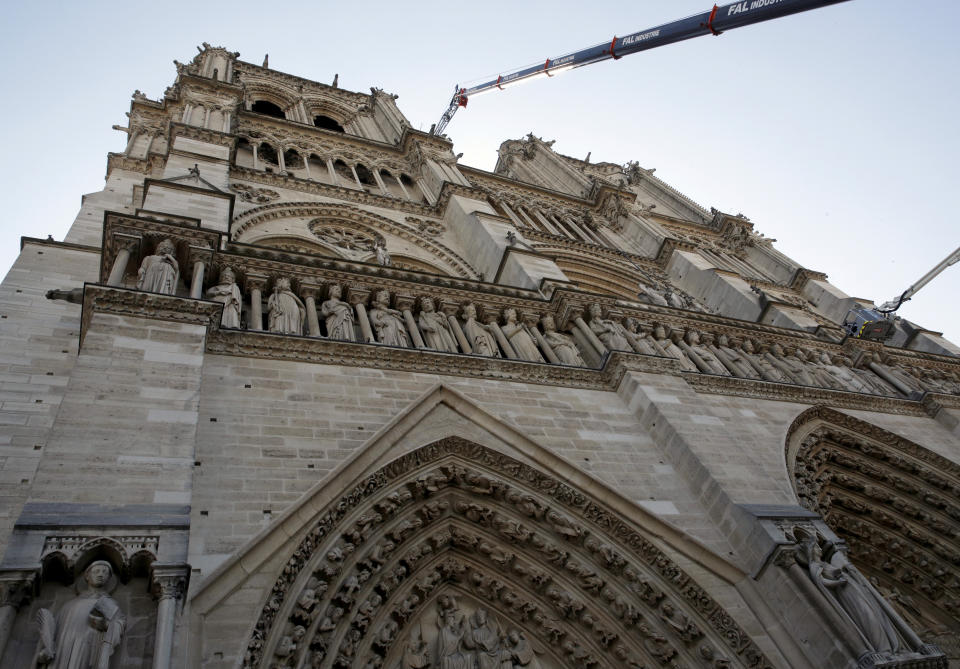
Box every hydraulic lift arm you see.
[432,0,852,135]
[878,245,960,313]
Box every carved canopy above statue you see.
[234,435,775,669]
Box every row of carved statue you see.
[131,239,960,398]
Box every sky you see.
[1,1,957,346]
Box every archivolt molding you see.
[231,202,478,279]
[786,407,960,635]
[242,437,774,669]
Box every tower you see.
[0,43,956,668]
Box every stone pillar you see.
[395,172,412,200]
[0,570,36,661]
[442,301,471,354]
[573,312,607,357]
[246,276,267,331]
[527,314,560,364]
[302,155,312,179]
[252,141,260,170]
[350,164,363,189]
[327,159,338,186]
[188,246,212,300]
[301,284,322,337]
[277,147,286,174]
[372,170,389,197]
[487,318,517,360]
[150,563,189,669]
[868,362,913,397]
[348,288,375,343]
[396,296,426,349]
[108,236,140,286]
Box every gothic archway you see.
[787,407,960,657]
[245,437,774,669]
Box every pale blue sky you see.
[1,1,957,345]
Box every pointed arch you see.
[786,406,960,650]
[188,384,778,668]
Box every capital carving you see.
[150,563,190,601]
[0,570,37,609]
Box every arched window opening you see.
[257,143,279,167]
[307,154,330,183]
[283,149,305,172]
[355,164,377,191]
[333,159,358,188]
[400,173,425,203]
[251,100,285,119]
[313,115,345,132]
[235,138,255,169]
[379,170,405,199]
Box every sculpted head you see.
[328,283,342,299]
[156,238,176,256]
[375,289,391,306]
[684,329,701,346]
[653,324,667,340]
[220,267,236,284]
[541,315,557,332]
[770,342,785,357]
[589,303,603,319]
[504,308,517,323]
[421,297,435,312]
[462,303,477,320]
[718,334,730,347]
[742,339,756,354]
[275,277,291,292]
[84,560,113,589]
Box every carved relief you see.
[231,183,281,203]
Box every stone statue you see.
[34,561,126,669]
[436,609,469,669]
[206,267,242,328]
[765,343,814,386]
[502,629,541,668]
[637,282,669,307]
[623,318,665,356]
[419,297,458,352]
[375,239,392,267]
[267,278,306,335]
[321,284,356,341]
[681,330,730,376]
[652,324,698,372]
[540,315,583,366]
[136,238,179,295]
[587,304,630,351]
[369,290,409,347]
[711,335,760,379]
[818,352,873,393]
[798,348,844,390]
[501,309,543,362]
[797,534,902,653]
[744,340,789,383]
[463,607,501,669]
[462,304,500,357]
[401,626,429,668]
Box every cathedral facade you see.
[0,44,957,668]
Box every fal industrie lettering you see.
[728,0,790,15]
[622,29,661,46]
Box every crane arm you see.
[878,245,960,313]
[432,0,851,135]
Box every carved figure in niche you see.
[207,266,242,328]
[34,560,126,669]
[587,304,630,351]
[375,238,392,266]
[419,297,458,352]
[637,282,669,307]
[540,315,583,366]
[369,290,409,347]
[798,348,845,390]
[275,625,306,659]
[659,601,700,642]
[436,609,469,669]
[502,629,541,668]
[137,238,179,294]
[796,534,902,653]
[742,340,789,383]
[463,607,501,669]
[267,278,306,335]
[321,284,356,341]
[850,353,899,396]
[765,343,814,386]
[711,335,760,379]
[680,330,730,376]
[462,303,500,357]
[652,324,698,372]
[401,626,430,668]
[502,309,544,362]
[623,318,665,356]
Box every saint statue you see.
[321,284,356,341]
[462,608,501,669]
[136,238,179,295]
[502,629,541,668]
[541,315,583,366]
[652,324,698,372]
[369,290,409,347]
[436,609,469,669]
[501,309,543,362]
[587,304,630,351]
[34,561,126,669]
[462,303,500,357]
[375,239,392,266]
[418,297,458,352]
[267,278,306,335]
[206,266,242,328]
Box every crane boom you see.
[878,245,960,313]
[432,0,851,135]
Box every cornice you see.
[233,60,370,102]
[169,122,235,148]
[20,237,100,255]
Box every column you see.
[277,148,286,174]
[442,301,471,354]
[396,296,426,349]
[327,159,339,186]
[350,164,363,189]
[573,310,607,357]
[252,142,260,170]
[0,571,36,661]
[302,155,312,180]
[348,288,375,343]
[487,318,517,360]
[416,178,433,204]
[395,172,412,200]
[527,315,560,364]
[372,170,389,197]
[108,236,140,286]
[188,247,212,300]
[150,563,189,669]
[246,276,266,331]
[301,285,322,337]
